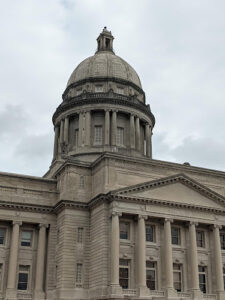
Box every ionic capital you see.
[189,221,198,226]
[39,223,49,229]
[138,214,148,220]
[12,221,22,226]
[164,218,173,223]
[111,211,122,218]
[213,224,222,230]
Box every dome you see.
[66,28,142,89]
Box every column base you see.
[216,291,225,300]
[189,289,203,300]
[164,287,177,299]
[33,290,45,300]
[5,288,17,300]
[108,284,123,298]
[137,286,150,297]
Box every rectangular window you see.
[74,129,79,147]
[116,127,124,146]
[220,232,225,250]
[0,228,6,245]
[171,227,180,245]
[196,230,205,248]
[120,222,129,240]
[119,259,129,289]
[146,261,156,290]
[95,85,103,92]
[117,87,124,95]
[76,89,82,96]
[76,263,82,283]
[21,231,32,247]
[18,265,29,290]
[173,264,182,292]
[199,266,207,293]
[146,225,155,243]
[94,126,103,145]
[77,228,83,243]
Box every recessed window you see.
[119,259,129,289]
[146,225,155,243]
[220,232,225,250]
[18,265,29,290]
[0,228,6,245]
[116,127,124,146]
[171,227,180,245]
[117,87,124,95]
[21,231,32,247]
[95,85,103,92]
[94,126,103,145]
[199,266,207,293]
[120,222,129,240]
[146,261,157,290]
[80,176,84,188]
[77,228,83,243]
[173,264,182,292]
[74,129,79,147]
[196,230,205,248]
[76,263,82,283]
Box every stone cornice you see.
[0,200,53,213]
[53,91,155,126]
[63,77,145,99]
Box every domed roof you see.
[66,28,142,89]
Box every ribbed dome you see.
[66,51,142,88]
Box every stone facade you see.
[0,27,225,300]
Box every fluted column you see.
[130,114,135,149]
[189,222,199,290]
[85,111,91,146]
[213,225,224,292]
[111,211,121,286]
[64,117,69,145]
[53,126,59,160]
[135,117,141,151]
[137,215,147,287]
[104,110,110,146]
[164,219,174,290]
[34,224,48,299]
[111,111,117,146]
[145,123,150,157]
[6,221,22,293]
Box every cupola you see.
[96,26,114,53]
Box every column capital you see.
[39,223,49,229]
[12,221,22,226]
[213,224,222,230]
[111,211,122,218]
[189,221,198,226]
[138,214,148,220]
[164,218,173,223]
[112,109,118,113]
[104,108,110,112]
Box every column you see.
[164,219,174,290]
[145,123,150,157]
[104,110,110,146]
[149,126,152,158]
[111,111,117,146]
[53,126,59,160]
[34,224,48,299]
[85,111,91,146]
[111,212,121,287]
[64,117,69,145]
[78,112,83,147]
[213,225,224,292]
[59,120,64,145]
[135,117,141,151]
[137,215,147,287]
[189,222,199,290]
[6,221,22,294]
[130,114,135,150]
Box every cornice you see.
[0,200,53,213]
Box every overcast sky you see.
[0,0,225,176]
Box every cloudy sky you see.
[0,0,225,176]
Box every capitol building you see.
[0,27,225,300]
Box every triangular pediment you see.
[110,174,225,211]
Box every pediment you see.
[111,174,225,211]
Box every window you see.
[18,265,29,290]
[77,228,83,243]
[95,85,103,92]
[76,89,82,96]
[0,228,6,245]
[146,261,157,290]
[116,127,124,146]
[220,232,225,250]
[76,263,82,283]
[21,231,32,247]
[74,129,79,147]
[196,230,205,248]
[199,266,207,293]
[146,225,155,243]
[120,222,129,240]
[173,264,182,292]
[80,175,84,188]
[117,87,124,95]
[119,259,129,289]
[94,126,103,145]
[171,227,180,245]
